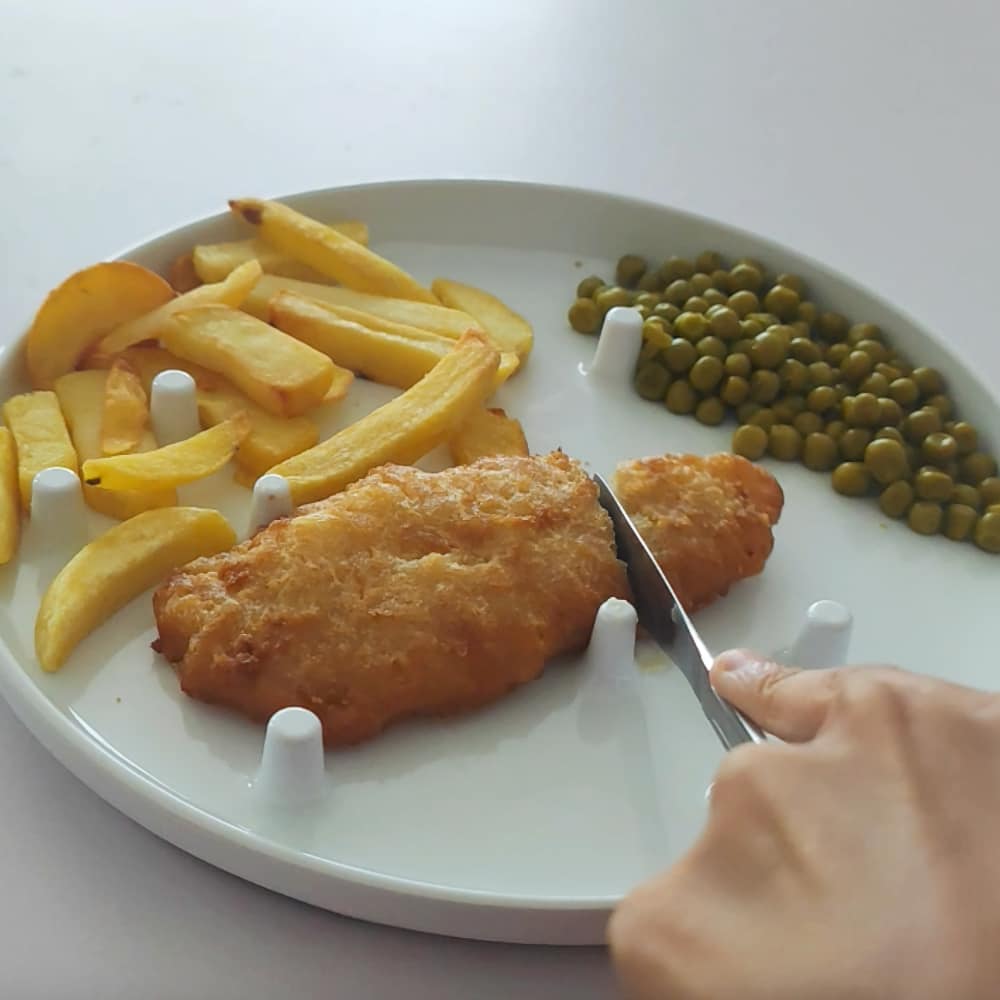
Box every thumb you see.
[711,650,841,742]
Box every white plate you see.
[0,181,996,946]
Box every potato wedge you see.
[270,291,452,389]
[26,262,174,389]
[243,274,482,339]
[168,252,201,292]
[86,345,222,392]
[431,278,534,358]
[160,305,341,417]
[1,392,78,510]
[98,259,263,356]
[449,407,529,465]
[85,347,321,480]
[101,359,148,455]
[0,428,20,564]
[269,331,499,504]
[55,371,176,520]
[83,414,250,492]
[35,507,235,671]
[231,198,437,304]
[192,230,367,284]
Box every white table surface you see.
[2,1,998,996]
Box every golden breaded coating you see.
[153,452,628,746]
[614,453,783,613]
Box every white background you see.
[2,1,998,997]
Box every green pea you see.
[576,275,604,299]
[974,510,1000,553]
[708,307,741,341]
[980,478,1000,506]
[832,462,870,497]
[773,395,806,424]
[634,362,673,400]
[637,341,661,366]
[568,298,601,334]
[808,361,836,387]
[878,397,903,427]
[847,323,881,346]
[750,370,781,403]
[674,311,709,341]
[695,397,726,426]
[709,269,732,293]
[595,286,633,314]
[951,484,982,510]
[944,504,978,542]
[794,411,824,437]
[664,279,692,305]
[769,424,803,461]
[915,467,954,501]
[665,379,698,415]
[731,338,754,356]
[875,427,905,444]
[904,407,943,443]
[732,423,768,460]
[843,392,881,427]
[727,290,759,318]
[908,501,943,536]
[802,432,839,471]
[725,353,752,378]
[653,302,680,323]
[720,375,751,407]
[839,428,872,461]
[750,331,788,369]
[642,317,672,348]
[664,338,699,374]
[913,366,944,396]
[922,432,959,467]
[739,318,765,339]
[826,419,848,442]
[703,288,727,307]
[615,254,647,287]
[767,324,796,345]
[864,438,910,485]
[807,385,838,414]
[729,263,763,291]
[695,250,722,273]
[749,407,777,430]
[638,271,665,293]
[960,452,998,485]
[689,272,713,296]
[737,401,761,424]
[773,273,804,294]
[690,355,725,393]
[925,394,953,420]
[697,336,727,359]
[854,339,891,364]
[747,312,780,329]
[879,480,914,518]
[825,343,851,368]
[796,300,818,325]
[789,337,822,365]
[634,292,661,311]
[874,363,903,382]
[946,421,978,455]
[858,372,889,397]
[660,256,694,283]
[779,359,810,394]
[888,378,919,408]
[764,284,800,320]
[841,350,874,383]
[817,311,849,341]
[683,296,710,314]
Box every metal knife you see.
[593,473,765,750]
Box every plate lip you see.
[2,176,997,940]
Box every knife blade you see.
[593,473,765,750]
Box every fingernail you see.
[712,649,771,683]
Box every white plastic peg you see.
[247,474,293,537]
[150,370,200,445]
[255,707,325,807]
[785,600,853,669]
[30,467,88,551]
[583,306,643,384]
[585,597,638,690]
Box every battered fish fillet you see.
[153,452,629,746]
[614,453,783,613]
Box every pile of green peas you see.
[567,252,1000,554]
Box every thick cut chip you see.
[431,279,534,358]
[101,359,148,455]
[0,428,20,564]
[2,391,78,510]
[449,407,529,465]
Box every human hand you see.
[608,654,1000,1000]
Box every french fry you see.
[85,347,322,480]
[101,359,148,456]
[192,231,368,284]
[431,279,534,358]
[231,198,437,304]
[82,414,250,492]
[26,262,174,389]
[168,252,201,292]
[0,428,20,564]
[269,332,499,504]
[270,291,452,389]
[97,259,263,356]
[449,408,529,465]
[35,507,235,671]
[55,371,177,520]
[159,305,342,417]
[242,274,482,339]
[1,392,78,510]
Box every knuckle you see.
[709,744,779,814]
